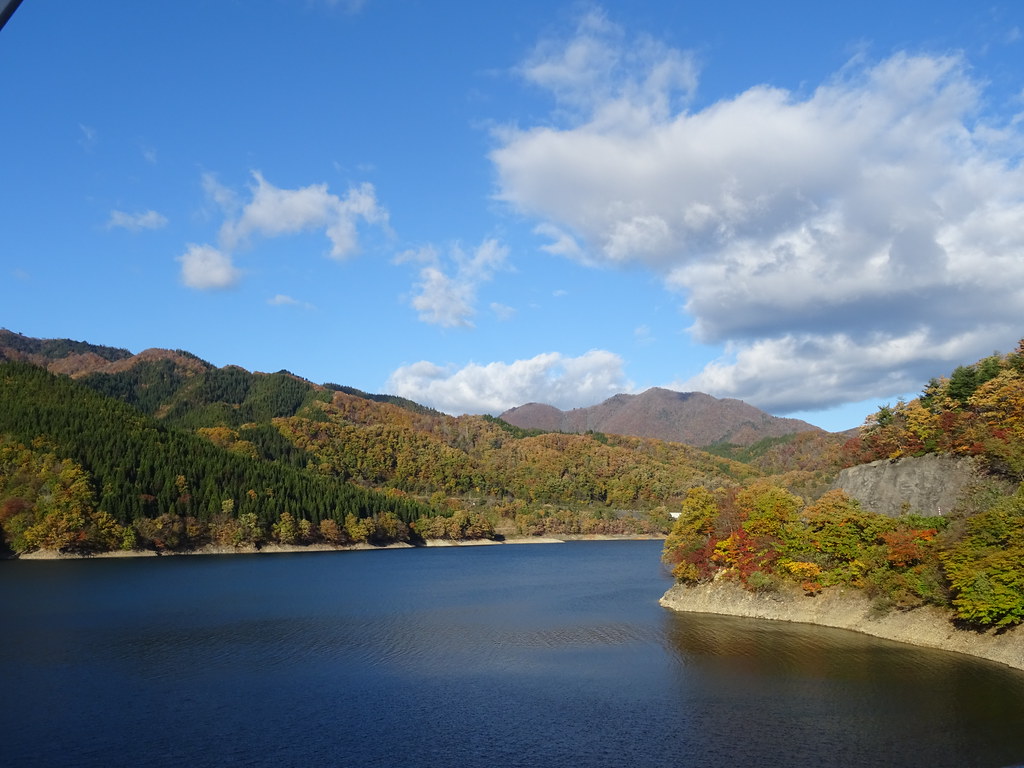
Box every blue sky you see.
[3,1,1023,432]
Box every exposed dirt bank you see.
[660,580,1024,672]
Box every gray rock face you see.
[832,454,980,517]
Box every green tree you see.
[947,365,979,404]
[943,488,1024,627]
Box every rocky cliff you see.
[832,454,982,517]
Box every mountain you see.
[499,387,821,447]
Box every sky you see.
[2,1,1024,432]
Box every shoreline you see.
[660,580,1024,673]
[10,533,664,561]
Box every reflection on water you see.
[1,542,1023,768]
[663,611,1024,768]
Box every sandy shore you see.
[11,536,576,560]
[11,533,666,560]
[660,580,1024,672]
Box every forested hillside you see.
[664,342,1024,630]
[0,333,759,555]
[0,362,434,555]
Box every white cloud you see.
[534,223,584,260]
[219,171,387,259]
[202,172,238,214]
[411,266,473,327]
[107,209,168,231]
[676,329,1010,413]
[404,239,509,327]
[388,350,632,415]
[494,13,1024,413]
[268,294,315,310]
[518,8,697,126]
[179,171,388,291]
[177,244,240,290]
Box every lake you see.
[1,540,1023,767]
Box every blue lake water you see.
[2,540,1023,767]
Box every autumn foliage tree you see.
[844,340,1024,481]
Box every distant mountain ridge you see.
[499,387,821,447]
[0,329,205,378]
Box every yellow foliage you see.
[970,371,1024,431]
[196,426,239,449]
[781,560,822,580]
[903,399,940,449]
[672,561,700,582]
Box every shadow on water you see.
[660,609,1024,768]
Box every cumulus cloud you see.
[493,12,1024,413]
[219,171,387,259]
[401,239,508,327]
[107,209,168,231]
[178,171,388,290]
[387,350,632,415]
[178,244,240,290]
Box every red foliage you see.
[0,497,31,521]
[683,537,720,581]
[881,528,936,567]
[800,580,822,596]
[713,527,781,584]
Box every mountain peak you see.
[499,388,820,447]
